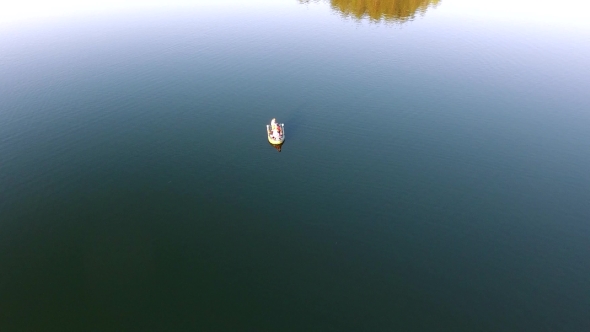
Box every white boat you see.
[266,118,285,145]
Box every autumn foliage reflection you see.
[301,0,441,23]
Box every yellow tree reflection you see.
[301,0,441,23]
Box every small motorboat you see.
[266,118,285,145]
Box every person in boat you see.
[270,118,281,140]
[272,128,280,140]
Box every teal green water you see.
[1,2,589,331]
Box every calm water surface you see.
[1,1,589,331]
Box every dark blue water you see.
[1,1,589,330]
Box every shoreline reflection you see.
[300,0,441,23]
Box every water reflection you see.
[269,142,283,152]
[300,0,441,23]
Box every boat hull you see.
[267,124,285,145]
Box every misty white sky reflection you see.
[1,0,589,30]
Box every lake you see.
[1,0,589,330]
